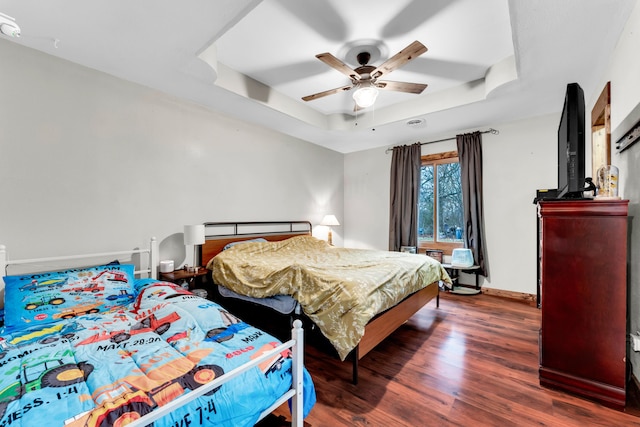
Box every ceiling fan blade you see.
[370,41,428,79]
[377,80,428,94]
[302,84,353,102]
[316,52,361,81]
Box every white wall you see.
[343,145,392,250]
[0,40,344,269]
[595,1,640,383]
[344,114,558,295]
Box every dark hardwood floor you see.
[261,292,640,426]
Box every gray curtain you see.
[456,132,488,277]
[389,143,421,251]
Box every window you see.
[418,151,464,254]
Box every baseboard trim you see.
[480,287,537,306]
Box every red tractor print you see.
[77,312,181,346]
[62,284,105,293]
[91,270,128,283]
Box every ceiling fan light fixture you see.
[304,40,427,109]
[353,83,378,108]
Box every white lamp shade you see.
[352,84,378,108]
[320,215,340,226]
[184,224,205,245]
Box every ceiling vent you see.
[406,118,426,128]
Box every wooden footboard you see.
[351,281,439,384]
[359,282,439,358]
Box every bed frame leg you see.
[291,319,304,427]
[352,345,359,385]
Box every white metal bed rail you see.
[0,237,159,280]
[126,319,305,427]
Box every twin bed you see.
[0,239,313,427]
[0,221,450,425]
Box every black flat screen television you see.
[557,82,586,198]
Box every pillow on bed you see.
[222,238,267,251]
[133,281,200,310]
[2,264,136,332]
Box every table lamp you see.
[321,215,340,246]
[184,224,205,272]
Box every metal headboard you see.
[200,221,312,266]
[203,221,312,238]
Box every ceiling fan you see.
[302,40,428,109]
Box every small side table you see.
[159,267,208,290]
[441,263,482,291]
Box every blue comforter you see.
[0,281,315,426]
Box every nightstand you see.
[159,267,208,290]
[441,263,481,294]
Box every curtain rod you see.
[385,128,499,154]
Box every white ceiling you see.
[0,0,635,153]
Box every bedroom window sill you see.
[418,242,463,256]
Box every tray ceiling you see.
[0,0,634,153]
